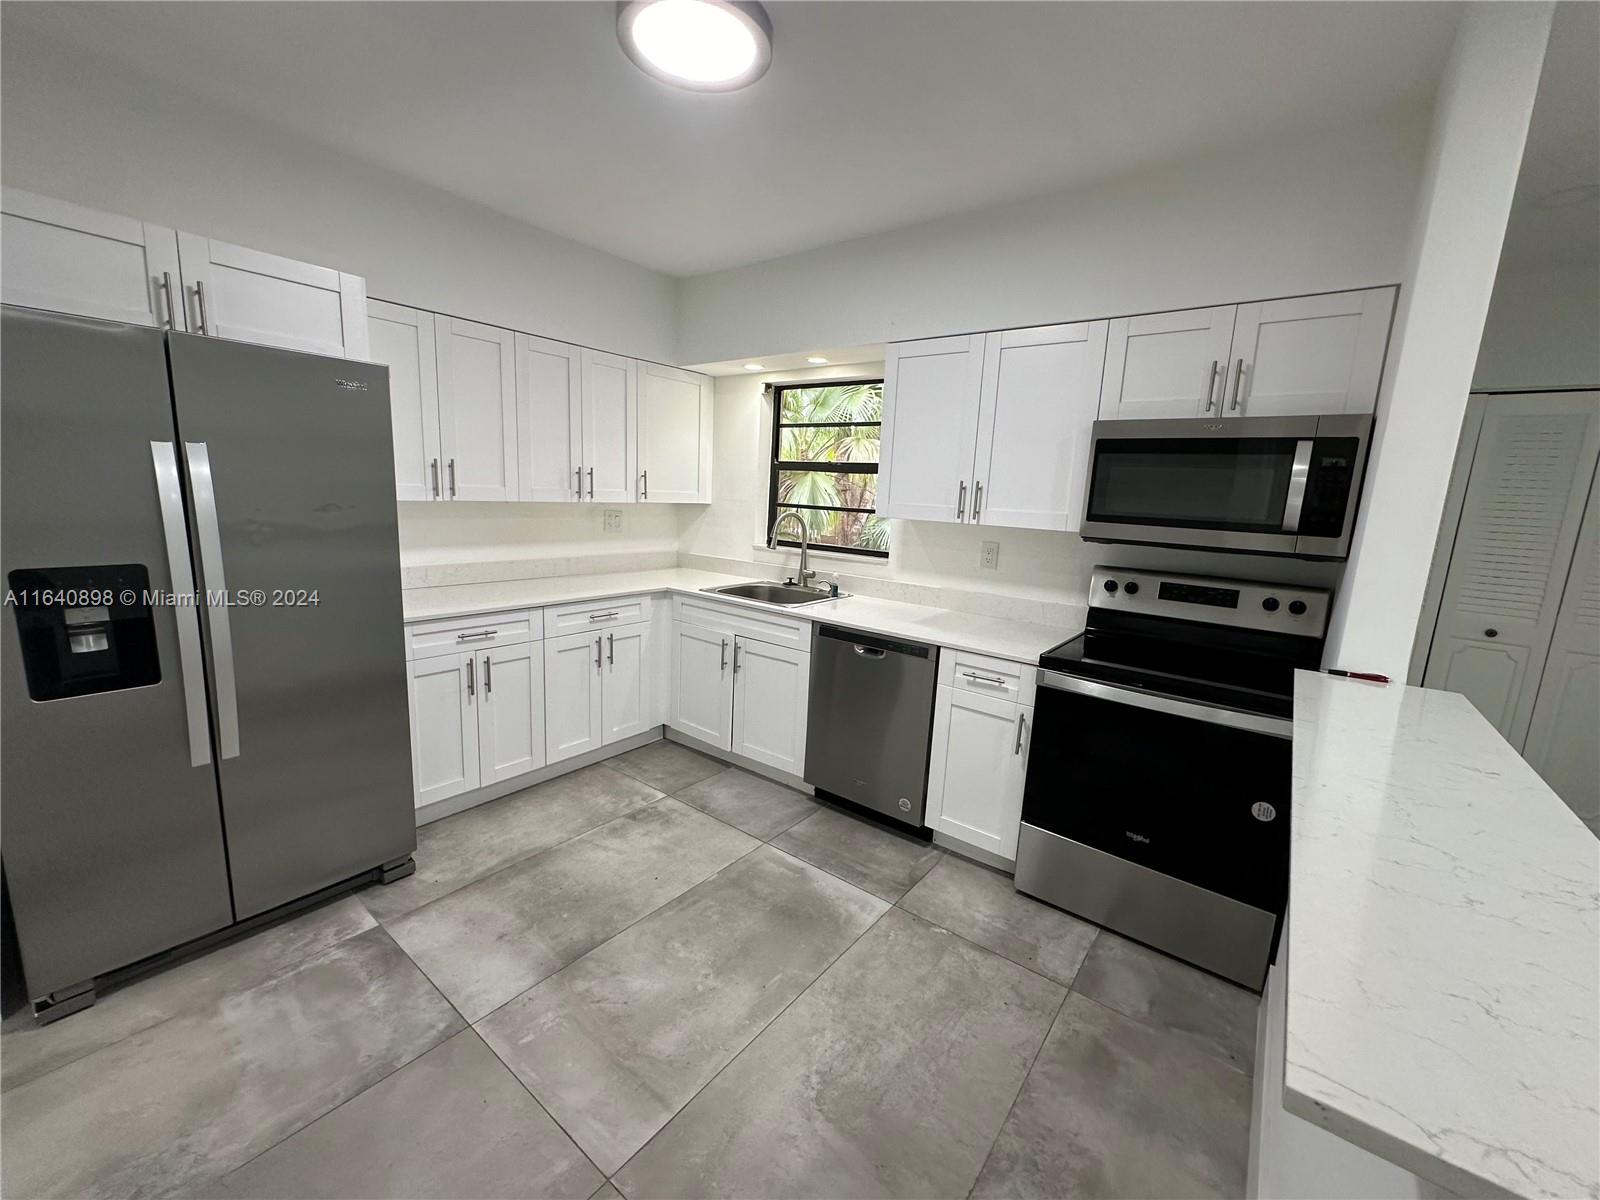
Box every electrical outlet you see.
[603,509,623,533]
[981,540,1000,570]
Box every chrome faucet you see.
[769,511,817,587]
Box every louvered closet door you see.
[1423,393,1600,748]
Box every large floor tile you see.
[209,1029,602,1200]
[480,845,887,1174]
[1071,932,1260,1071]
[674,767,819,840]
[0,894,375,1093]
[972,992,1251,1199]
[388,800,758,1021]
[900,855,1100,986]
[771,806,944,902]
[606,738,726,794]
[361,764,662,922]
[0,927,461,1200]
[612,908,1063,1199]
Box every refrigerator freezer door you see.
[165,333,415,918]
[0,307,233,1001]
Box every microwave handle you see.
[1281,440,1314,532]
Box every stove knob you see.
[1123,581,1140,595]
[1261,597,1280,612]
[1103,579,1119,593]
[1288,599,1308,616]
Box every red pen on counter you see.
[1326,668,1391,684]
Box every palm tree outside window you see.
[768,380,889,558]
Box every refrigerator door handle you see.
[151,442,212,768]
[184,441,241,760]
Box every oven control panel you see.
[1089,566,1329,636]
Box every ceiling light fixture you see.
[743,362,765,371]
[617,0,772,93]
[806,356,829,365]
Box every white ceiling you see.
[8,1,1462,277]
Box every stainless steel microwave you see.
[1079,414,1372,560]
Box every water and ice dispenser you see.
[8,565,161,701]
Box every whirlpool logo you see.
[333,378,368,391]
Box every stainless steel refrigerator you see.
[2,305,416,1021]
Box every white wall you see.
[676,109,1428,366]
[1473,260,1600,390]
[0,20,677,364]
[1327,3,1554,680]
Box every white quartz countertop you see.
[401,568,1080,664]
[1286,672,1599,1200]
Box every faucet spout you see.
[769,511,816,586]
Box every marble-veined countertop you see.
[1286,671,1599,1199]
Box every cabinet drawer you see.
[672,594,810,651]
[408,609,540,660]
[939,649,1036,705]
[545,593,653,635]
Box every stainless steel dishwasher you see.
[805,624,939,827]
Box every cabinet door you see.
[581,350,638,504]
[1,188,184,329]
[638,362,713,503]
[544,630,605,763]
[731,637,810,775]
[602,624,654,745]
[670,620,734,750]
[973,322,1108,532]
[479,640,546,785]
[926,686,1029,860]
[878,335,986,523]
[368,300,441,502]
[1227,287,1394,417]
[176,232,368,358]
[516,333,583,503]
[407,653,480,807]
[1099,306,1235,420]
[436,316,518,502]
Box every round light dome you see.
[617,0,772,93]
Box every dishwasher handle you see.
[852,644,887,659]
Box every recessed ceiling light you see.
[617,0,772,93]
[806,356,829,365]
[743,362,764,371]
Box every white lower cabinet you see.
[408,653,481,807]
[601,624,654,745]
[479,641,546,785]
[544,629,606,764]
[926,685,1033,861]
[409,643,548,808]
[732,637,810,775]
[671,621,734,748]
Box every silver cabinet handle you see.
[456,629,497,641]
[1229,358,1245,412]
[466,655,474,700]
[588,467,595,499]
[160,271,176,330]
[588,610,619,622]
[448,458,457,498]
[595,635,603,672]
[607,632,615,666]
[184,441,239,759]
[720,638,728,673]
[973,480,983,521]
[576,467,584,499]
[431,458,440,499]
[956,480,967,520]
[194,279,210,335]
[1203,360,1220,412]
[483,654,492,694]
[963,671,1007,687]
[733,641,742,673]
[151,442,210,767]
[641,469,648,500]
[1014,711,1027,755]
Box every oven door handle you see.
[1281,439,1314,533]
[1038,671,1292,739]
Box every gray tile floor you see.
[1,739,1259,1200]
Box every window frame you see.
[767,377,888,560]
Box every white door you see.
[1,188,184,329]
[731,637,810,775]
[368,300,441,502]
[407,653,480,807]
[1226,287,1394,417]
[544,629,605,763]
[581,350,638,504]
[638,362,713,503]
[1099,306,1236,420]
[602,624,654,745]
[175,232,368,358]
[516,333,583,503]
[436,316,518,502]
[478,640,546,785]
[877,335,986,524]
[1523,470,1600,834]
[926,686,1029,860]
[1424,394,1600,747]
[972,322,1108,532]
[670,621,734,750]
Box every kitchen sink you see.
[704,581,841,607]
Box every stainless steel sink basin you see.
[704,581,840,607]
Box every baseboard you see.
[932,831,1016,873]
[663,728,812,794]
[415,727,665,826]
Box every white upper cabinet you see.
[581,350,638,504]
[878,335,987,523]
[1,188,184,329]
[1099,306,1236,420]
[368,301,441,502]
[516,333,584,503]
[436,316,518,502]
[176,232,368,359]
[637,361,713,504]
[973,322,1108,532]
[1226,288,1394,417]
